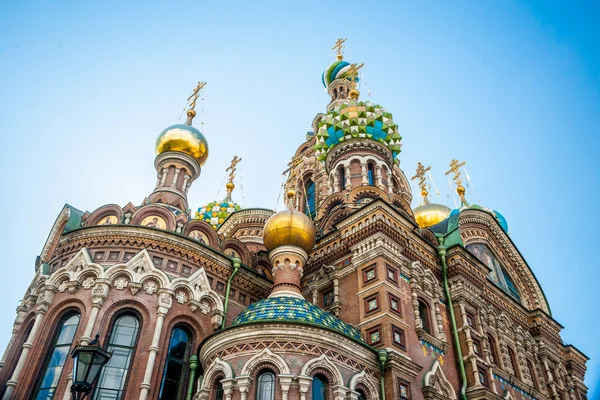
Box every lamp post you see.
[70,334,112,400]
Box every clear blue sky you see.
[1,0,598,395]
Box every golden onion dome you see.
[263,191,317,253]
[155,124,209,166]
[413,202,452,228]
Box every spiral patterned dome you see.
[314,101,402,162]
[322,60,355,87]
[195,198,241,230]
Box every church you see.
[0,40,588,400]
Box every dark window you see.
[159,326,192,400]
[367,163,375,185]
[305,179,316,219]
[388,294,402,317]
[527,360,538,390]
[466,312,476,328]
[34,313,80,400]
[215,379,224,400]
[362,264,377,285]
[322,289,334,307]
[473,339,481,356]
[312,375,328,400]
[357,391,366,400]
[93,314,140,400]
[392,326,406,350]
[364,294,380,315]
[338,165,346,190]
[478,367,489,387]
[418,299,431,335]
[398,378,411,399]
[256,372,275,400]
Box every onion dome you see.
[263,190,317,253]
[232,296,363,342]
[493,210,509,232]
[322,60,354,88]
[155,123,209,166]
[413,191,452,228]
[314,101,402,162]
[195,189,241,230]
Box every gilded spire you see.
[411,162,432,205]
[225,155,242,201]
[445,159,467,203]
[332,38,347,61]
[186,81,206,125]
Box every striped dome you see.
[322,60,356,87]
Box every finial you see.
[411,162,432,205]
[186,81,206,126]
[286,189,296,209]
[445,159,467,203]
[332,38,347,61]
[225,155,242,201]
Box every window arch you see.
[466,243,521,303]
[418,299,431,335]
[487,334,499,366]
[367,163,375,186]
[507,347,520,379]
[527,359,538,390]
[256,371,275,400]
[305,179,316,219]
[312,374,328,400]
[34,312,80,400]
[93,313,140,400]
[159,326,192,400]
[357,389,367,400]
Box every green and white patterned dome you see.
[195,198,241,230]
[314,101,402,162]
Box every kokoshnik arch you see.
[0,39,588,400]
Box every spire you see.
[445,159,468,205]
[224,155,242,202]
[411,162,432,206]
[332,38,347,61]
[186,81,206,126]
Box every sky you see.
[1,0,599,396]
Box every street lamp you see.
[70,334,112,400]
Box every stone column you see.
[434,301,446,341]
[279,375,293,400]
[171,168,181,187]
[332,172,340,192]
[236,376,251,400]
[139,292,172,400]
[297,376,313,400]
[221,378,235,400]
[182,174,191,192]
[361,163,368,185]
[0,329,17,371]
[3,289,54,400]
[333,385,348,400]
[80,283,108,345]
[160,167,169,185]
[0,304,26,371]
[375,165,383,189]
[345,166,352,190]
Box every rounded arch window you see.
[418,299,431,335]
[305,178,316,219]
[256,371,275,400]
[367,163,375,186]
[214,378,224,400]
[357,389,367,400]
[34,312,80,399]
[93,313,140,400]
[337,165,346,190]
[159,325,192,400]
[312,374,328,400]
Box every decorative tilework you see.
[195,198,241,230]
[420,338,445,364]
[493,374,537,400]
[233,296,363,342]
[314,101,402,161]
[400,273,410,283]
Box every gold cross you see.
[187,81,206,111]
[332,38,347,59]
[411,162,431,192]
[445,159,466,187]
[226,155,242,183]
[346,63,364,87]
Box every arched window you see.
[214,379,224,400]
[357,390,367,400]
[159,326,192,400]
[527,359,538,389]
[466,243,521,303]
[256,371,275,400]
[367,163,375,186]
[487,334,499,366]
[338,165,346,190]
[508,347,520,379]
[305,179,316,219]
[34,313,80,400]
[312,375,328,400]
[418,299,431,335]
[93,314,140,400]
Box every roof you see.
[232,296,363,342]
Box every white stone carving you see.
[175,291,188,304]
[82,277,95,289]
[143,281,158,295]
[114,277,129,290]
